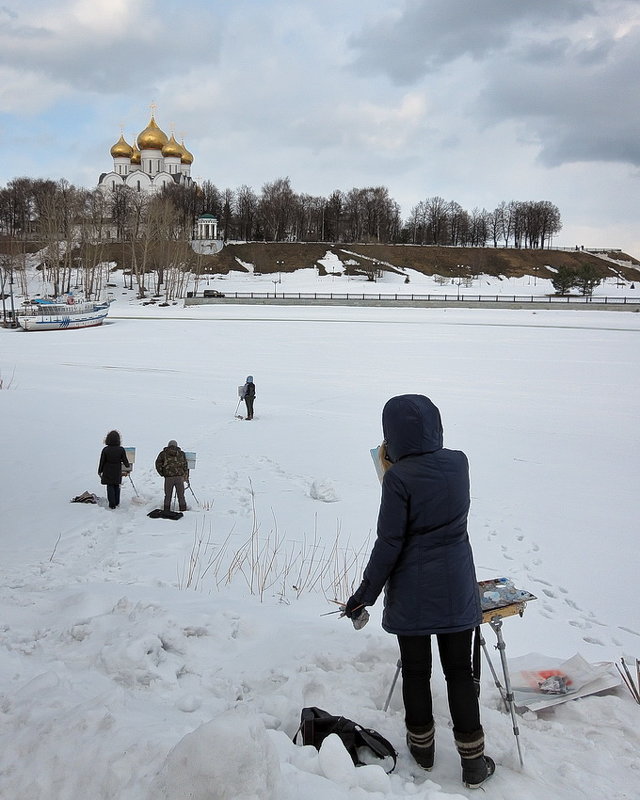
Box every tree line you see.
[0,175,562,248]
[0,178,193,300]
[0,176,566,302]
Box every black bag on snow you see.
[293,706,397,772]
[147,509,183,520]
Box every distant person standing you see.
[155,440,189,512]
[98,430,130,509]
[241,375,256,420]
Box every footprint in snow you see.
[582,636,605,646]
[500,545,514,560]
[617,626,640,638]
[530,576,553,587]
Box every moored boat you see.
[17,297,112,331]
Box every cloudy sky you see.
[1,0,639,255]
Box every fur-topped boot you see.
[406,721,435,770]
[454,729,495,789]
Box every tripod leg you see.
[479,628,508,708]
[489,618,524,767]
[383,659,402,712]
[187,483,199,504]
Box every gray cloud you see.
[348,0,640,168]
[478,24,640,167]
[349,0,595,83]
[0,3,225,96]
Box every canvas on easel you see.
[123,447,136,476]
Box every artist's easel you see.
[122,446,139,496]
[479,597,534,767]
[383,580,536,767]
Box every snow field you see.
[1,287,639,799]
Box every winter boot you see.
[406,722,435,770]
[454,729,495,789]
[461,756,495,788]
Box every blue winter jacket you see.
[355,394,481,636]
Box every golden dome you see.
[130,145,141,165]
[180,139,194,165]
[162,134,183,159]
[137,115,168,150]
[110,134,133,159]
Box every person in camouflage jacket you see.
[155,440,189,512]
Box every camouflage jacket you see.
[155,445,188,478]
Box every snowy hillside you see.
[1,269,639,799]
[190,249,639,299]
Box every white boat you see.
[17,297,112,331]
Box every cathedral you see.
[98,113,195,194]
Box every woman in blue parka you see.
[345,395,494,789]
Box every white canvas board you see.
[123,446,135,473]
[507,652,620,711]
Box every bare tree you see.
[235,184,258,241]
[468,208,489,247]
[325,190,344,242]
[406,201,425,244]
[76,190,110,299]
[198,181,222,218]
[424,196,449,245]
[448,201,469,246]
[220,188,234,241]
[259,177,296,241]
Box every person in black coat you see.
[98,430,130,509]
[241,375,256,420]
[344,395,494,788]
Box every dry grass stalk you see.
[178,480,371,604]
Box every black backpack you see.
[293,707,397,772]
[147,509,183,520]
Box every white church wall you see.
[125,171,153,192]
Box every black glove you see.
[344,595,365,619]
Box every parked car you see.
[203,289,225,298]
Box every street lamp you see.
[273,260,284,296]
[455,266,464,300]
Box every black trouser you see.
[164,476,187,512]
[244,396,254,418]
[106,484,121,508]
[398,629,480,734]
